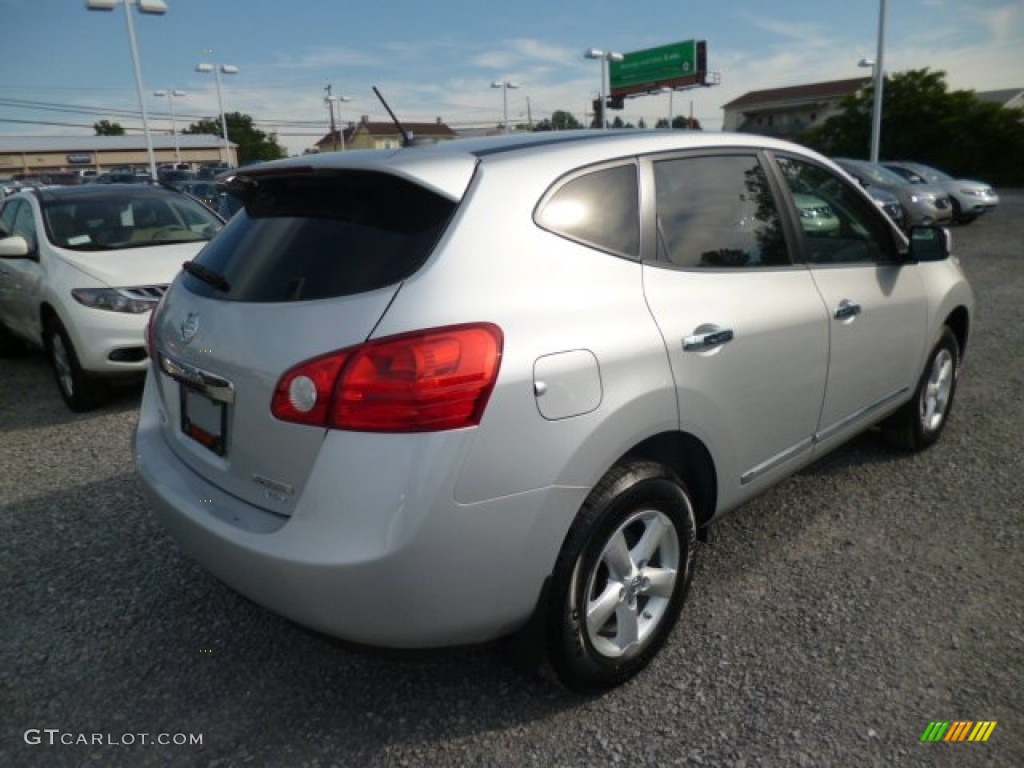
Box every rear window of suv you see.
[183,171,456,302]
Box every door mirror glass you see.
[908,225,950,262]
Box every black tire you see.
[543,460,697,693]
[882,327,959,451]
[951,199,976,225]
[45,316,108,412]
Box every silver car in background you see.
[881,160,999,223]
[834,157,953,228]
[865,185,906,230]
[135,131,973,692]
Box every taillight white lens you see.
[271,351,350,426]
[289,375,317,413]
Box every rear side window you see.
[535,164,638,258]
[183,171,455,302]
[654,154,789,268]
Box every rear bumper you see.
[134,375,583,647]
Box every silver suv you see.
[136,131,973,692]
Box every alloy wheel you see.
[920,347,954,433]
[583,508,680,659]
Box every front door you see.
[772,154,928,448]
[641,152,830,506]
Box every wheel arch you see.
[39,301,62,346]
[618,431,718,535]
[944,305,969,363]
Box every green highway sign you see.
[610,40,706,97]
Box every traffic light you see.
[607,95,624,110]
[591,98,604,128]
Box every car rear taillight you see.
[271,323,503,432]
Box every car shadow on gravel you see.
[4,471,582,766]
[0,349,143,433]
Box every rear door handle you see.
[683,328,734,351]
[834,300,862,320]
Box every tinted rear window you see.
[183,171,456,302]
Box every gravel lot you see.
[3,194,1022,767]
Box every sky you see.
[2,0,1022,157]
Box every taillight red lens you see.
[271,323,503,432]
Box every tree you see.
[800,68,1024,185]
[655,116,702,130]
[94,120,125,136]
[534,110,583,131]
[184,111,286,165]
[674,115,701,130]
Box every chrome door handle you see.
[834,300,862,319]
[683,329,734,351]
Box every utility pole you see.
[526,97,533,130]
[869,0,888,163]
[325,83,338,152]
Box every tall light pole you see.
[154,89,185,163]
[86,0,167,180]
[491,80,519,134]
[324,84,352,151]
[195,62,239,165]
[584,48,623,129]
[861,0,888,163]
[661,86,675,128]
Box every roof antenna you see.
[373,86,412,147]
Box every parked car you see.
[881,161,999,223]
[793,193,840,234]
[135,131,973,692]
[197,163,233,180]
[0,184,223,410]
[864,185,906,230]
[157,168,195,184]
[167,180,220,209]
[833,157,952,228]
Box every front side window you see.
[654,154,789,268]
[535,164,638,258]
[11,200,38,250]
[0,199,22,239]
[776,156,897,265]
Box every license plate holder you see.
[180,384,227,456]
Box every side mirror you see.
[908,225,951,262]
[0,235,31,258]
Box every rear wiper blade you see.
[182,260,230,292]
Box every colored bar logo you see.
[921,721,997,742]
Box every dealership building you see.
[0,134,237,177]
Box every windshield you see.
[911,164,951,183]
[43,194,222,251]
[847,161,909,186]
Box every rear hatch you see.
[148,166,466,515]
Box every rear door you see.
[772,154,928,449]
[148,170,460,516]
[641,151,830,501]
